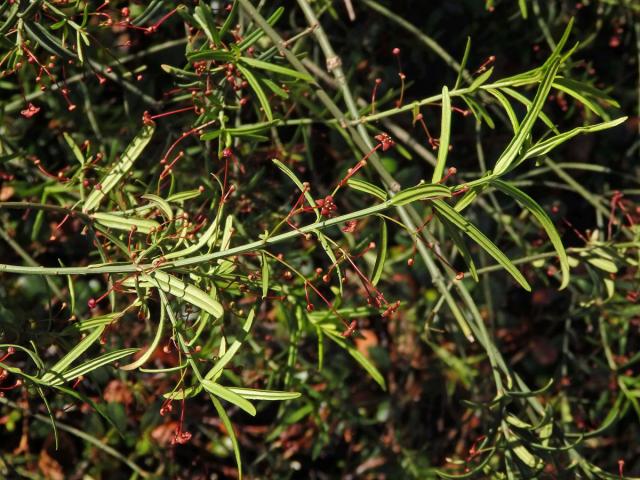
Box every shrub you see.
[0,1,637,478]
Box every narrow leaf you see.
[210,395,242,479]
[203,380,257,416]
[492,179,570,289]
[522,117,627,162]
[432,200,531,290]
[227,387,301,401]
[120,303,166,371]
[83,124,155,212]
[239,57,313,82]
[236,64,273,121]
[40,325,105,384]
[493,58,560,175]
[347,178,388,201]
[391,183,451,207]
[204,309,254,381]
[371,218,387,286]
[432,86,451,183]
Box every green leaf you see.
[454,36,471,90]
[432,86,451,183]
[518,0,528,18]
[272,159,316,208]
[469,67,493,91]
[260,252,269,299]
[204,309,254,381]
[142,194,174,221]
[120,302,166,371]
[24,21,75,60]
[262,78,289,99]
[40,325,105,385]
[462,95,495,129]
[493,58,561,175]
[236,6,284,51]
[187,50,234,62]
[48,349,137,386]
[553,78,618,120]
[219,0,239,37]
[512,443,541,468]
[92,212,159,234]
[210,395,243,479]
[239,57,313,82]
[202,380,256,416]
[83,124,155,212]
[506,414,533,429]
[439,215,478,283]
[486,88,519,132]
[492,179,570,289]
[63,132,85,165]
[324,330,386,390]
[167,189,203,203]
[140,271,224,318]
[432,200,531,290]
[371,218,387,286]
[194,0,221,46]
[347,178,388,201]
[501,87,558,133]
[390,183,451,207]
[227,387,301,401]
[236,63,273,121]
[522,117,627,162]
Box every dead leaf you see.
[0,186,14,201]
[38,450,64,480]
[103,380,133,405]
[355,329,378,358]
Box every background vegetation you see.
[0,0,638,478]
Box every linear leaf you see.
[501,87,558,133]
[324,330,386,390]
[40,325,105,384]
[120,303,166,371]
[236,6,284,51]
[492,179,570,290]
[92,212,159,234]
[469,67,494,91]
[204,309,255,381]
[203,380,256,416]
[260,252,269,299]
[63,132,85,165]
[486,88,519,132]
[83,124,155,212]
[236,64,273,122]
[454,36,471,90]
[347,178,388,201]
[522,117,627,162]
[493,58,560,175]
[227,387,301,401]
[142,194,173,221]
[140,271,224,318]
[371,218,387,286]
[210,395,243,479]
[390,183,451,207]
[439,215,479,282]
[272,159,316,208]
[432,86,451,183]
[49,349,137,386]
[194,0,221,46]
[432,200,531,290]
[239,57,313,82]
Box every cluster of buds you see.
[374,132,395,151]
[316,195,337,217]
